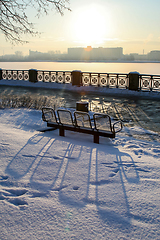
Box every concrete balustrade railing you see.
[0,68,160,92]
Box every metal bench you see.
[42,107,123,143]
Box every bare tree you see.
[0,0,70,44]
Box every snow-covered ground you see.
[0,108,160,239]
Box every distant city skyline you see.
[1,0,160,56]
[1,46,160,62]
[1,45,160,56]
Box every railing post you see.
[89,73,91,86]
[150,76,153,91]
[72,70,82,86]
[29,69,38,83]
[129,72,140,91]
[116,74,119,88]
[0,68,2,80]
[98,73,100,86]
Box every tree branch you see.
[0,0,71,44]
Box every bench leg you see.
[59,127,65,137]
[94,134,99,144]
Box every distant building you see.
[126,53,147,61]
[147,51,160,61]
[68,48,84,60]
[67,47,123,61]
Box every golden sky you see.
[0,0,160,56]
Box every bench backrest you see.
[93,113,112,132]
[57,109,74,125]
[42,108,115,133]
[42,107,57,123]
[74,111,92,129]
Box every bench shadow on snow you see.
[5,130,141,227]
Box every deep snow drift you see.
[0,108,160,239]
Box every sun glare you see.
[72,4,111,46]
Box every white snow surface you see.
[0,108,160,240]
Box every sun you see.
[71,4,111,46]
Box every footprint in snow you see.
[127,145,140,149]
[0,188,27,197]
[73,186,79,190]
[90,179,111,186]
[108,168,119,177]
[101,162,114,166]
[109,172,116,177]
[136,167,150,172]
[52,185,68,191]
[101,162,116,168]
[0,188,28,208]
[8,198,28,206]
[0,175,9,180]
[53,156,61,160]
[0,192,5,200]
[152,149,160,154]
[7,189,28,196]
[112,168,119,173]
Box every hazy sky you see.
[1,0,160,56]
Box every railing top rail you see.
[37,70,72,73]
[139,74,160,77]
[82,72,129,75]
[2,69,72,73]
[2,69,29,71]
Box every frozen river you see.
[1,61,160,75]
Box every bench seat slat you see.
[47,122,115,138]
